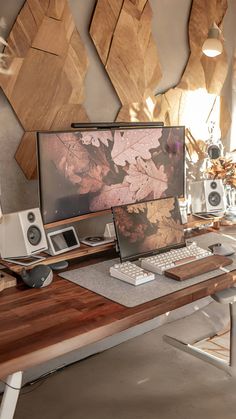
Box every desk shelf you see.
[0,215,220,274]
[0,242,116,273]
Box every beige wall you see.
[0,0,235,216]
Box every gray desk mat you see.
[60,232,236,307]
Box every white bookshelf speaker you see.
[0,208,47,259]
[190,179,226,213]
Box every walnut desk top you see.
[1,248,236,380]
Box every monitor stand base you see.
[49,260,69,271]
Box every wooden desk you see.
[1,253,236,379]
[1,251,236,418]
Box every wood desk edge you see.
[0,270,235,379]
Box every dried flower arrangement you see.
[206,157,236,188]
[0,17,12,75]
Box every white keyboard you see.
[140,243,212,275]
[110,261,155,286]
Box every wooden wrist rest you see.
[164,255,233,281]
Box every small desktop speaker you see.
[21,265,53,288]
[0,208,47,259]
[190,179,226,213]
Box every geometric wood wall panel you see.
[155,0,230,143]
[179,0,228,94]
[0,0,89,179]
[90,0,162,122]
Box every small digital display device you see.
[112,197,185,262]
[46,226,80,255]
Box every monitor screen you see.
[37,125,185,224]
[112,197,185,262]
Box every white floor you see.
[11,305,236,419]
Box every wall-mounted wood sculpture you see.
[156,0,229,183]
[90,0,230,145]
[90,0,162,122]
[0,0,89,179]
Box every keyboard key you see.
[140,245,212,275]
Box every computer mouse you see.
[208,242,235,257]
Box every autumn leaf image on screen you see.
[113,197,184,258]
[39,126,184,222]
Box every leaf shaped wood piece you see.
[111,128,162,166]
[125,157,168,201]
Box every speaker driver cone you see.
[27,226,42,246]
[208,191,221,207]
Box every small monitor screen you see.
[37,126,185,224]
[112,197,185,262]
[50,230,78,251]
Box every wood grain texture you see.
[0,0,89,179]
[15,132,38,179]
[0,243,116,273]
[165,255,233,281]
[90,0,162,121]
[0,271,17,293]
[0,253,235,379]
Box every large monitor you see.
[37,125,185,224]
[112,197,184,262]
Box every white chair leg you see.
[164,288,236,377]
[0,371,23,419]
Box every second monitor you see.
[37,125,185,225]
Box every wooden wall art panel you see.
[0,0,89,179]
[90,0,162,122]
[153,0,230,153]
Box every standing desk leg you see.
[0,371,23,419]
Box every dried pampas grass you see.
[0,18,12,75]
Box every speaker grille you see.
[208,191,221,207]
[27,226,42,246]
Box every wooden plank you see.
[0,242,116,273]
[32,16,68,56]
[44,209,111,229]
[0,58,23,96]
[5,1,44,57]
[61,1,75,42]
[2,0,89,179]
[90,0,123,65]
[0,271,17,293]
[165,255,233,281]
[90,0,162,107]
[15,131,37,180]
[8,48,64,131]
[47,0,65,20]
[27,0,46,26]
[50,104,89,130]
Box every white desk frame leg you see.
[0,371,23,419]
[163,289,236,377]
